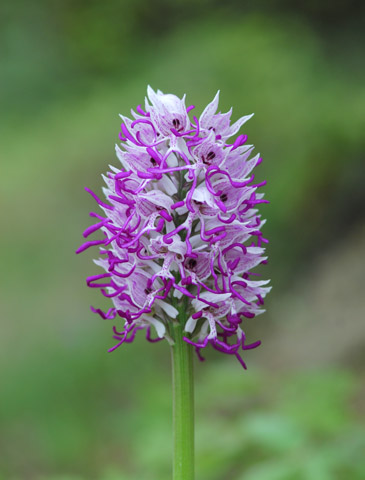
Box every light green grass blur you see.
[1,1,364,479]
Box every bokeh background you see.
[1,1,365,479]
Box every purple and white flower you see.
[77,87,270,368]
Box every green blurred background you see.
[1,1,365,479]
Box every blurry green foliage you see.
[2,364,363,479]
[1,1,364,479]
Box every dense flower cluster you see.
[77,87,270,368]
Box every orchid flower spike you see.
[77,86,271,369]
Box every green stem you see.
[171,319,195,480]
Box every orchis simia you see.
[77,87,270,480]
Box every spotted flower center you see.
[172,118,183,131]
[202,151,216,165]
[186,258,197,271]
